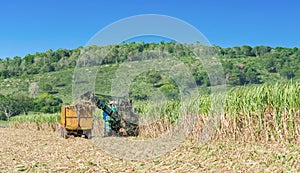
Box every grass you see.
[0,120,8,127]
[9,113,60,131]
[9,113,60,124]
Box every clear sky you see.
[0,0,299,58]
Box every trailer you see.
[60,104,93,139]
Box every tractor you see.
[59,92,139,138]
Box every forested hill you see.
[1,43,299,86]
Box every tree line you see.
[0,93,62,120]
[1,43,299,86]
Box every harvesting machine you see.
[59,92,139,138]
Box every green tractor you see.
[81,91,139,137]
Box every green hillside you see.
[0,43,300,119]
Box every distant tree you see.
[41,64,55,73]
[252,46,272,56]
[222,60,234,71]
[40,83,53,93]
[241,45,254,56]
[264,56,278,73]
[245,67,261,84]
[0,68,9,79]
[33,94,62,113]
[11,94,33,115]
[232,46,241,55]
[274,46,284,52]
[147,72,162,85]
[227,68,246,85]
[0,95,21,120]
[29,82,39,98]
[279,65,296,79]
[193,71,209,86]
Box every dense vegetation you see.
[0,42,300,120]
[1,43,300,84]
[0,93,62,120]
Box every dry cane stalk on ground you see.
[0,127,299,173]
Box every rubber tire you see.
[85,129,92,139]
[59,125,68,139]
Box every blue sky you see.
[0,0,299,58]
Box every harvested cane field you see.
[0,128,299,172]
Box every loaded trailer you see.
[59,104,93,139]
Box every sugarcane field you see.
[1,2,300,172]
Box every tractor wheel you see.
[59,125,68,139]
[84,129,92,139]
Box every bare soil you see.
[0,128,299,172]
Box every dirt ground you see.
[0,128,299,173]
